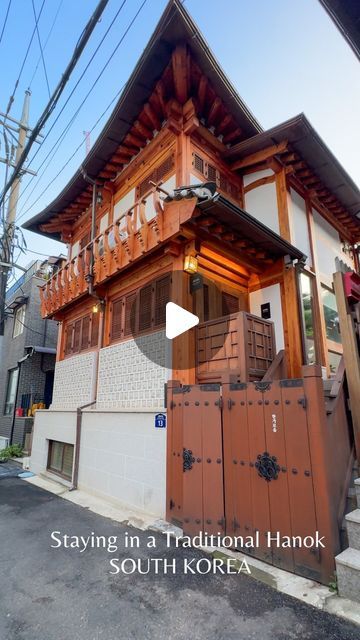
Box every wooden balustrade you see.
[39,189,169,318]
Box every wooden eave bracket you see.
[230,141,288,171]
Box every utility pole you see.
[0,90,33,335]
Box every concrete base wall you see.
[30,408,166,518]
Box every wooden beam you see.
[143,103,161,131]
[244,174,276,193]
[133,119,152,141]
[216,113,233,136]
[172,43,189,105]
[223,128,242,145]
[207,97,222,127]
[275,168,291,242]
[334,271,360,458]
[231,141,288,171]
[197,75,208,114]
[281,265,303,378]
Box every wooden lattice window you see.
[139,284,153,332]
[222,292,239,316]
[137,154,174,198]
[193,153,204,175]
[109,273,171,343]
[64,312,99,357]
[111,299,123,341]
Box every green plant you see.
[328,574,338,593]
[0,444,24,459]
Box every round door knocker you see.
[254,452,280,482]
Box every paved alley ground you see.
[0,477,359,640]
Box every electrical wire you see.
[0,0,110,210]
[31,0,51,99]
[0,0,12,46]
[4,0,47,119]
[17,86,124,222]
[28,0,64,90]
[15,0,148,222]
[20,0,127,192]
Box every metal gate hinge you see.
[298,396,307,409]
[169,499,175,510]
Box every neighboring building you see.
[23,1,360,586]
[319,0,360,59]
[0,259,60,450]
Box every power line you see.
[31,0,51,99]
[15,0,148,222]
[29,0,64,90]
[22,0,128,181]
[4,0,47,119]
[17,86,124,222]
[0,0,12,46]
[0,0,110,211]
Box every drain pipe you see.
[70,171,107,490]
[70,399,96,491]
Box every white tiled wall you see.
[96,331,170,410]
[51,351,97,410]
[30,408,166,517]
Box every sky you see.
[0,0,359,279]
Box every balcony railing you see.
[39,189,195,318]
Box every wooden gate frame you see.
[166,365,348,584]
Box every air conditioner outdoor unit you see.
[0,436,9,450]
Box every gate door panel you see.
[167,385,184,526]
[182,385,225,537]
[222,384,253,550]
[279,380,320,580]
[222,380,321,580]
[262,381,294,573]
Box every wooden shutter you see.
[81,315,90,351]
[73,319,82,353]
[124,292,137,336]
[155,274,170,326]
[64,323,73,356]
[193,152,204,175]
[203,284,209,322]
[111,299,123,341]
[90,312,99,347]
[222,292,239,316]
[139,284,152,331]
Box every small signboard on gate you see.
[155,413,166,428]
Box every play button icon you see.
[165,302,199,339]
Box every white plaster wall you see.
[51,351,97,410]
[79,410,166,516]
[290,189,311,264]
[96,330,170,410]
[29,408,166,517]
[30,410,76,477]
[249,283,284,350]
[244,170,279,233]
[313,209,354,278]
[113,188,135,220]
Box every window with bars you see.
[110,273,171,343]
[137,154,175,199]
[221,292,239,316]
[192,151,240,201]
[64,312,100,357]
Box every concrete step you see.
[355,478,360,509]
[336,547,360,603]
[345,509,360,551]
[346,487,358,514]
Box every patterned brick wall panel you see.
[51,351,97,409]
[96,331,169,410]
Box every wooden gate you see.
[167,369,346,584]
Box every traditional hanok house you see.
[23,0,360,586]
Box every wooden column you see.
[171,251,196,385]
[281,265,303,378]
[275,168,291,242]
[302,364,341,581]
[333,271,360,458]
